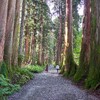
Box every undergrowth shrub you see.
[11,68,34,86]
[0,62,8,78]
[0,74,20,99]
[0,64,44,99]
[18,54,24,67]
[26,65,44,73]
[12,65,44,85]
[18,68,33,78]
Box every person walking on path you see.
[56,65,60,73]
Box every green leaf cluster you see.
[26,65,44,73]
[11,68,34,86]
[0,74,20,98]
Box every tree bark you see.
[64,0,76,76]
[56,14,63,65]
[12,0,20,66]
[38,0,44,65]
[0,0,8,63]
[19,0,26,55]
[86,0,100,88]
[24,25,30,63]
[4,0,16,66]
[74,0,90,82]
[31,2,37,65]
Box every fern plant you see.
[0,74,20,97]
[0,62,8,78]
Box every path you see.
[8,66,99,100]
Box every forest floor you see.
[8,66,99,100]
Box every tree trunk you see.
[0,0,8,63]
[38,0,44,65]
[19,0,26,55]
[31,2,37,65]
[4,0,16,66]
[42,36,45,65]
[24,25,30,63]
[86,0,100,88]
[74,0,90,82]
[31,34,36,64]
[12,0,20,66]
[56,15,63,65]
[64,0,76,77]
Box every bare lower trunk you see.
[31,35,36,64]
[56,15,62,65]
[19,0,26,55]
[38,40,42,65]
[12,0,20,66]
[0,0,8,62]
[65,0,76,76]
[38,0,44,65]
[4,0,16,66]
[25,25,30,63]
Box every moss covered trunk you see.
[74,0,90,82]
[86,0,100,88]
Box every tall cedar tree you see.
[0,0,8,63]
[86,0,100,88]
[4,0,16,67]
[74,0,90,82]
[12,0,20,66]
[64,0,77,76]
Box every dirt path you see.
[8,67,99,100]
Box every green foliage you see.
[18,68,33,78]
[85,45,100,89]
[18,75,30,85]
[85,63,100,89]
[11,68,34,86]
[63,54,77,77]
[74,65,86,82]
[11,65,44,86]
[26,65,44,73]
[0,74,20,98]
[67,56,77,77]
[18,54,24,66]
[0,95,7,100]
[73,0,82,65]
[95,82,100,89]
[73,31,82,65]
[63,71,69,77]
[69,63,77,77]
[74,46,89,82]
[0,62,8,78]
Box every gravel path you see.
[8,67,99,100]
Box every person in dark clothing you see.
[45,64,48,72]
